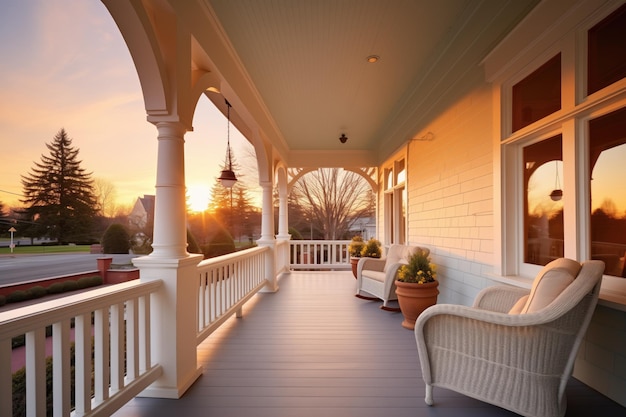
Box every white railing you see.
[196,246,269,343]
[0,243,334,416]
[0,279,162,417]
[289,240,351,270]
[275,238,291,275]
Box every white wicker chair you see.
[355,244,428,310]
[414,258,605,417]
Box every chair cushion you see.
[383,245,405,273]
[362,270,386,283]
[514,258,581,314]
[508,295,528,314]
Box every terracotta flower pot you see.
[395,280,439,330]
[350,257,360,278]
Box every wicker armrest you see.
[472,285,530,313]
[358,257,386,273]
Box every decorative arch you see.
[275,163,289,194]
[287,167,377,192]
[103,0,170,116]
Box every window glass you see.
[395,160,406,184]
[384,158,406,245]
[589,107,626,277]
[588,4,626,95]
[512,54,561,132]
[400,187,406,244]
[385,192,394,244]
[523,135,563,265]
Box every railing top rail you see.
[198,245,269,269]
[290,240,351,244]
[0,279,162,340]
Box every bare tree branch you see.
[291,168,373,239]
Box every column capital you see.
[154,120,188,138]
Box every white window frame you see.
[383,154,407,246]
[492,2,626,307]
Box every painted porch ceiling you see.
[198,0,538,166]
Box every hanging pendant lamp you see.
[218,99,237,188]
[549,160,562,201]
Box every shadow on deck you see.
[113,271,624,417]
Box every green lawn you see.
[0,244,91,255]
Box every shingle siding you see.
[575,305,626,406]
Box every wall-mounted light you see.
[413,132,435,141]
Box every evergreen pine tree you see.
[19,128,99,243]
[0,201,10,237]
[207,153,257,241]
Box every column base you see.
[138,366,203,399]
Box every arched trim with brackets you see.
[102,0,170,116]
[287,167,377,192]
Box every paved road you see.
[0,253,139,286]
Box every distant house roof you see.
[138,195,155,217]
[129,194,155,229]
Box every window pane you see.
[512,54,561,132]
[400,187,406,244]
[589,107,626,277]
[395,159,406,184]
[588,4,626,95]
[523,135,563,265]
[385,192,394,244]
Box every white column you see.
[132,121,203,398]
[151,121,188,258]
[257,181,278,292]
[276,189,290,240]
[258,181,275,243]
[133,255,202,399]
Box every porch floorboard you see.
[113,271,624,417]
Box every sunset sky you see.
[1,1,623,220]
[0,0,253,213]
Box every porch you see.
[112,270,623,417]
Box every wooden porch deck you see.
[113,271,624,417]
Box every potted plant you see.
[360,238,382,258]
[348,235,366,278]
[395,249,439,329]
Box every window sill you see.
[486,273,626,312]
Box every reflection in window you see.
[395,159,406,185]
[512,54,561,132]
[588,4,626,95]
[394,186,406,244]
[589,107,626,277]
[523,135,563,265]
[386,192,394,243]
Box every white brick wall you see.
[574,305,626,406]
[402,79,494,307]
[378,47,626,408]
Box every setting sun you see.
[187,184,211,212]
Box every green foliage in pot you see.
[348,235,365,257]
[360,238,382,258]
[397,249,437,284]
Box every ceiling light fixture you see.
[218,99,237,188]
[339,133,348,143]
[366,55,380,63]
